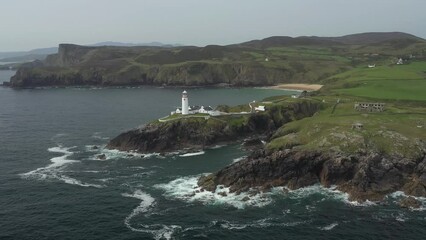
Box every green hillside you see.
[6,32,426,88]
[324,61,426,101]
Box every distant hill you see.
[89,41,182,48]
[0,47,58,62]
[238,32,424,48]
[322,32,424,45]
[6,32,426,88]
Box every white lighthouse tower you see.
[182,90,189,115]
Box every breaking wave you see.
[285,185,377,207]
[387,191,426,211]
[89,146,161,160]
[155,177,380,210]
[232,156,246,163]
[179,151,205,157]
[318,222,338,231]
[154,175,272,209]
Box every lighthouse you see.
[182,90,189,115]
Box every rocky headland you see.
[107,101,321,153]
[5,32,425,88]
[107,95,426,206]
[198,148,426,202]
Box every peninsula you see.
[4,32,425,88]
[106,49,426,206]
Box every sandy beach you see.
[266,83,323,91]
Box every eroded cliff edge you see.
[198,148,426,202]
[7,43,314,88]
[107,101,321,153]
[197,97,426,203]
[107,96,426,204]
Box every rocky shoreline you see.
[106,101,320,153]
[198,148,426,204]
[106,98,425,207]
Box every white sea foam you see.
[22,145,78,178]
[85,145,100,152]
[286,185,345,201]
[21,145,103,188]
[155,177,379,209]
[123,189,156,204]
[318,222,338,231]
[59,175,104,188]
[142,153,162,159]
[387,191,426,211]
[131,166,146,170]
[122,190,156,227]
[345,199,377,207]
[91,132,109,140]
[154,175,272,209]
[164,151,181,156]
[217,218,309,230]
[81,170,102,173]
[395,213,408,222]
[96,178,114,183]
[285,185,377,207]
[122,190,181,240]
[98,147,161,160]
[232,156,246,163]
[207,144,226,149]
[179,151,205,157]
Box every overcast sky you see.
[1,0,425,51]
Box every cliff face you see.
[198,148,426,202]
[196,98,426,203]
[106,93,426,203]
[45,44,97,67]
[107,101,321,153]
[8,33,423,88]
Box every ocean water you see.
[0,70,425,240]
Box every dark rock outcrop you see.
[107,101,320,153]
[198,149,426,202]
[398,196,422,208]
[107,116,274,153]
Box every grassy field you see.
[267,99,426,157]
[326,61,426,101]
[264,59,426,156]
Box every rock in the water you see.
[399,196,422,209]
[243,138,263,147]
[242,196,250,201]
[92,145,99,150]
[198,174,217,192]
[97,154,106,160]
[217,192,227,197]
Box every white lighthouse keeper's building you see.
[182,90,189,115]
